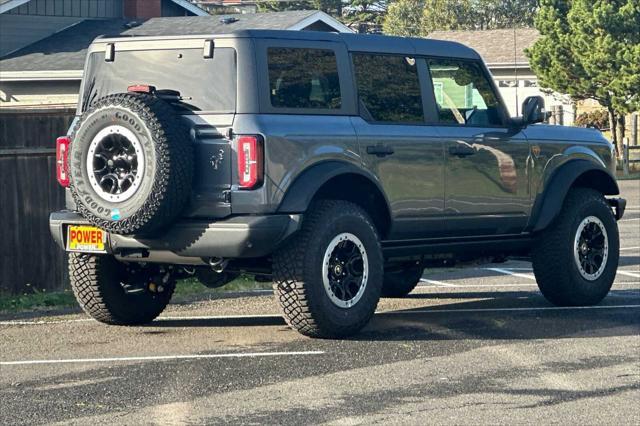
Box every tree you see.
[527,0,640,152]
[420,0,538,35]
[343,0,389,28]
[383,0,423,36]
[257,0,342,16]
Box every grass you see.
[0,274,270,314]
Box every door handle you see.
[449,145,476,157]
[366,145,395,157]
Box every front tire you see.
[68,253,175,325]
[273,200,383,338]
[532,188,619,306]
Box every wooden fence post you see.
[623,138,629,176]
[632,112,638,146]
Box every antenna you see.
[513,27,519,116]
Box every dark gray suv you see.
[50,30,626,338]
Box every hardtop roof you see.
[96,29,480,61]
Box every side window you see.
[353,53,423,124]
[427,59,503,126]
[267,47,341,110]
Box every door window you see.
[427,59,503,126]
[352,53,424,123]
[267,47,341,110]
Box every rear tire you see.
[381,262,423,297]
[68,253,175,325]
[532,188,619,306]
[272,200,383,338]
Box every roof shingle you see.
[0,11,320,73]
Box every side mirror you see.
[522,96,546,125]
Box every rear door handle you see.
[449,145,476,157]
[366,145,395,157]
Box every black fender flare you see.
[529,159,619,232]
[277,160,390,214]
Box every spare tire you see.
[69,93,193,235]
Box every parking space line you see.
[618,270,640,279]
[486,267,536,280]
[619,218,640,222]
[620,246,640,251]
[380,304,640,315]
[419,278,457,287]
[0,350,325,366]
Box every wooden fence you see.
[0,108,75,295]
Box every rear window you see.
[80,48,236,113]
[353,53,424,123]
[267,47,341,110]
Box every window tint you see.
[353,54,423,123]
[81,48,236,113]
[427,59,503,126]
[268,48,341,110]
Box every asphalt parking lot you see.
[1,180,638,425]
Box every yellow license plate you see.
[67,226,107,252]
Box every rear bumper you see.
[49,211,302,261]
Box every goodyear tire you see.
[381,262,423,297]
[273,200,383,338]
[68,253,175,325]
[532,188,619,306]
[69,93,193,235]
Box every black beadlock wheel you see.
[68,253,175,325]
[381,262,424,297]
[532,188,619,306]
[69,93,193,235]
[272,200,383,338]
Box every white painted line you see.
[618,270,640,279]
[0,351,325,366]
[160,313,281,321]
[0,318,91,326]
[419,278,457,287]
[620,246,640,251]
[619,218,640,222]
[416,282,537,288]
[380,304,640,315]
[486,267,536,280]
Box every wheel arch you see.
[529,159,619,233]
[277,161,392,239]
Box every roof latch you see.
[203,39,214,59]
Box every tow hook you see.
[608,198,627,221]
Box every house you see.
[192,0,258,14]
[427,28,575,124]
[0,3,351,109]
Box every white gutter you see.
[0,70,83,82]
[170,0,209,16]
[0,0,30,14]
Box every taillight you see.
[236,135,263,189]
[56,136,71,187]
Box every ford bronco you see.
[50,30,626,338]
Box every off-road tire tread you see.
[68,253,174,325]
[272,200,382,338]
[381,265,423,297]
[69,93,193,235]
[532,187,618,306]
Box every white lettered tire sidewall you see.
[70,105,157,224]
